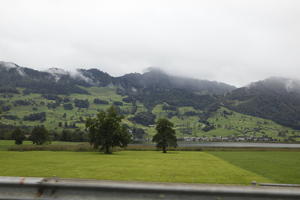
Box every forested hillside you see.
[0,61,300,142]
[225,77,300,129]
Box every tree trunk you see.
[162,146,167,153]
[104,145,112,154]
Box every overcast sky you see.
[1,0,300,86]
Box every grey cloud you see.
[0,0,300,86]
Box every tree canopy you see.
[152,118,177,153]
[11,128,26,145]
[29,126,50,145]
[86,106,131,154]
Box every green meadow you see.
[0,142,299,185]
[211,151,300,184]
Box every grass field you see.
[0,149,299,185]
[211,151,300,184]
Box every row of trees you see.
[11,126,49,145]
[11,127,89,145]
[86,106,177,154]
[10,106,178,154]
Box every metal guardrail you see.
[0,176,299,200]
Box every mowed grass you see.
[0,151,273,184]
[210,151,300,184]
[0,140,299,184]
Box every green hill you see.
[1,86,299,142]
[1,61,300,142]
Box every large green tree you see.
[29,126,50,145]
[11,128,26,145]
[153,118,177,153]
[86,106,131,154]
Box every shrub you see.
[63,103,73,110]
[74,99,89,108]
[129,112,156,126]
[113,101,123,106]
[93,98,109,105]
[23,112,46,122]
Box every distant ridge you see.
[225,77,300,129]
[0,61,235,95]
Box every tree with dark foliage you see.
[12,128,26,145]
[129,112,156,126]
[93,98,109,105]
[74,99,89,108]
[86,106,131,154]
[131,127,146,141]
[29,126,50,145]
[113,101,123,106]
[63,103,73,110]
[61,129,72,141]
[152,118,177,153]
[23,112,46,122]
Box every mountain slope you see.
[0,61,300,141]
[0,61,235,110]
[225,77,300,129]
[1,86,298,142]
[0,62,88,94]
